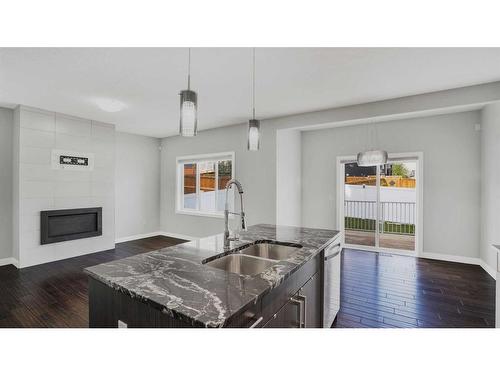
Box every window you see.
[176,152,234,217]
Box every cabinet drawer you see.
[299,272,322,328]
[263,298,302,328]
[260,255,320,324]
[263,272,320,328]
[225,300,262,328]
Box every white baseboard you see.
[115,231,198,244]
[115,231,165,244]
[0,257,19,267]
[422,252,496,280]
[478,259,497,280]
[346,246,496,279]
[159,231,198,241]
[420,251,480,266]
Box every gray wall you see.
[276,129,302,226]
[161,124,274,238]
[480,102,500,271]
[2,106,163,264]
[0,108,13,261]
[159,83,500,240]
[13,106,116,268]
[302,111,481,258]
[115,132,161,239]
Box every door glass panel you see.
[378,161,416,251]
[344,162,376,247]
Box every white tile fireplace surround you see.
[12,106,115,268]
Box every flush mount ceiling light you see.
[356,122,388,166]
[247,48,260,151]
[179,48,198,137]
[92,97,127,112]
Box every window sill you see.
[175,209,225,219]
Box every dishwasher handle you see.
[324,244,341,261]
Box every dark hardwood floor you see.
[0,236,186,328]
[333,248,496,328]
[0,238,496,328]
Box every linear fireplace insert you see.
[40,207,102,245]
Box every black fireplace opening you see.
[41,207,102,245]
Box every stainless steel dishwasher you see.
[323,240,342,328]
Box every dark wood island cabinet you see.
[86,224,341,328]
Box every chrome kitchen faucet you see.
[223,179,246,249]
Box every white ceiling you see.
[1,48,500,138]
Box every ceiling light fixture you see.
[179,48,198,137]
[93,97,127,113]
[356,122,388,166]
[247,48,260,151]
[357,149,388,167]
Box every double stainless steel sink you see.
[239,243,300,261]
[205,242,302,276]
[205,254,276,276]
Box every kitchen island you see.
[85,224,341,328]
[494,245,500,329]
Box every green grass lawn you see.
[345,217,415,235]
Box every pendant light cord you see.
[364,123,369,152]
[370,121,375,151]
[187,48,191,90]
[252,47,256,119]
[368,120,376,151]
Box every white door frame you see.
[336,152,424,256]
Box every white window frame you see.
[175,151,235,218]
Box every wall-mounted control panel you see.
[51,149,95,171]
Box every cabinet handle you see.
[290,297,304,328]
[296,294,307,328]
[249,316,263,328]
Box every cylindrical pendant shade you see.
[248,119,260,151]
[179,90,198,137]
[357,150,388,166]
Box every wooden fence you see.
[184,174,231,194]
[346,176,415,188]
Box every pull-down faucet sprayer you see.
[223,179,246,249]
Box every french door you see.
[339,154,421,253]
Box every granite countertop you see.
[84,224,340,327]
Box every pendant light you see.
[247,48,260,151]
[356,122,388,166]
[179,48,198,137]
